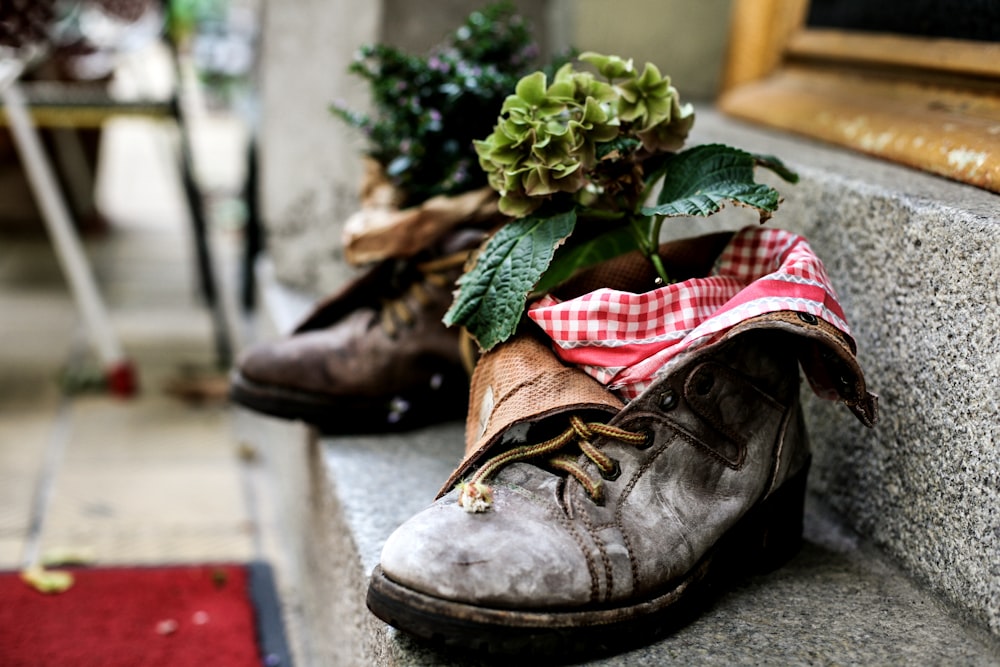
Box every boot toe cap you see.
[237,332,344,394]
[379,488,593,609]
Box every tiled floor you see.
[0,109,258,572]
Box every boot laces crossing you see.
[457,415,647,512]
[378,251,469,337]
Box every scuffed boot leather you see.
[367,234,878,655]
[229,230,484,433]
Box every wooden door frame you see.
[718,0,1000,193]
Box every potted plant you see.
[445,52,798,350]
[228,4,575,432]
[329,2,565,264]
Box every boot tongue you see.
[437,334,622,498]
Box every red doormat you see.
[0,561,291,667]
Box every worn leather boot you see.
[366,230,878,654]
[229,230,484,433]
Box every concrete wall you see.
[257,0,380,293]
[569,0,733,102]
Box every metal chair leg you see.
[241,135,261,313]
[2,79,137,396]
[170,93,233,369]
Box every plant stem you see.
[628,216,652,254]
[629,214,671,285]
[649,254,670,285]
[650,213,665,247]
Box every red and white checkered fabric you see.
[527,226,852,400]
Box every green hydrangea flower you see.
[580,51,694,150]
[476,52,700,217]
[577,52,634,80]
[475,65,620,216]
[617,62,672,129]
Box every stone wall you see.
[678,111,1000,636]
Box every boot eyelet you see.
[659,388,678,411]
[600,459,621,481]
[797,312,818,325]
[636,430,654,450]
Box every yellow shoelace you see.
[457,415,647,512]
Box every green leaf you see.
[640,144,787,221]
[532,226,638,295]
[444,210,577,350]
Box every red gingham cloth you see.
[527,226,853,400]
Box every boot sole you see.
[229,370,468,434]
[367,461,810,656]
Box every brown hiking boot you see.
[229,230,484,433]
[366,230,878,655]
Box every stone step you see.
[238,411,999,666]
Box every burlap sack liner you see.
[437,231,878,498]
[342,159,501,266]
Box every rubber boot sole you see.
[229,369,469,434]
[367,461,810,657]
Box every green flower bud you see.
[636,86,695,152]
[618,62,673,130]
[475,64,622,217]
[578,51,634,80]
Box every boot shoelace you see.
[457,415,647,513]
[378,250,470,338]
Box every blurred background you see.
[0,0,262,575]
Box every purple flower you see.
[428,56,451,73]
